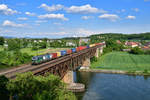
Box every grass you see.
[0,47,70,70]
[21,48,70,56]
[91,52,150,72]
[0,47,70,56]
[0,46,4,51]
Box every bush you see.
[91,56,98,63]
[0,75,9,100]
[103,39,125,54]
[143,69,149,73]
[39,42,47,49]
[145,50,150,55]
[32,46,38,50]
[0,37,4,45]
[129,47,144,55]
[7,39,21,51]
[7,72,77,100]
[127,70,136,74]
[0,51,31,67]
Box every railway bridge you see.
[0,43,105,84]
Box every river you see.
[74,71,150,100]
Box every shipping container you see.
[67,49,72,54]
[51,53,57,59]
[89,44,95,47]
[45,54,50,61]
[60,50,67,56]
[81,46,87,50]
[57,52,61,57]
[76,46,87,51]
[43,55,46,60]
[95,43,99,46]
[76,47,80,52]
[71,48,76,53]
[87,45,90,48]
[49,54,53,59]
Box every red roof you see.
[125,42,139,46]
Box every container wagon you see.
[60,50,67,56]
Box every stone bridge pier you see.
[80,47,103,69]
[62,70,85,92]
[62,71,74,84]
[62,46,104,84]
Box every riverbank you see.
[79,69,150,76]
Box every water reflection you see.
[75,72,150,100]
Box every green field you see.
[0,47,69,56]
[21,48,69,56]
[0,47,70,69]
[0,46,4,51]
[91,52,150,71]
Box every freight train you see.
[32,43,103,65]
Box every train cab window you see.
[32,56,38,60]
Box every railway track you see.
[0,45,103,79]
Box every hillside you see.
[90,32,150,41]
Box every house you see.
[4,44,8,48]
[141,46,150,51]
[122,49,131,52]
[39,40,43,42]
[34,40,38,43]
[125,41,140,48]
[116,40,121,44]
[66,42,76,46]
[79,37,90,45]
[144,42,150,47]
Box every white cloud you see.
[126,15,136,19]
[0,4,18,15]
[35,20,47,23]
[61,28,100,37]
[25,12,36,16]
[76,28,98,36]
[17,17,28,20]
[81,16,93,20]
[53,22,62,25]
[132,8,139,12]
[98,14,120,22]
[65,4,106,14]
[38,14,68,21]
[2,20,26,27]
[51,31,68,35]
[39,4,63,12]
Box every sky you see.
[0,0,150,38]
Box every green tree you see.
[7,39,21,51]
[22,38,28,48]
[7,72,77,100]
[0,75,9,100]
[104,39,124,53]
[0,37,4,45]
[130,47,144,54]
[39,41,47,49]
[32,42,39,50]
[0,50,31,67]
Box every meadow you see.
[0,47,70,69]
[20,48,69,56]
[0,46,3,51]
[91,52,150,71]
